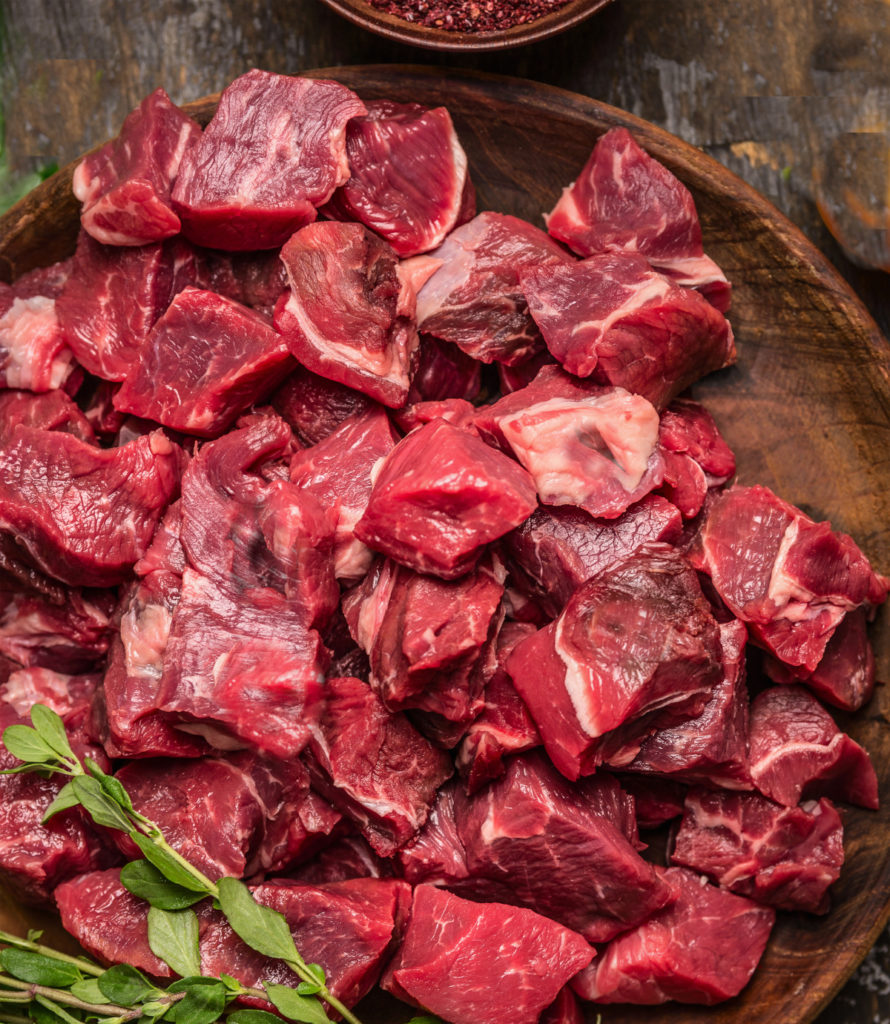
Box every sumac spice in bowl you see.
[316,0,614,51]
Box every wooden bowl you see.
[2,65,890,1024]
[316,0,614,52]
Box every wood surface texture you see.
[0,3,889,1020]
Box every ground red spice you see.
[369,0,576,33]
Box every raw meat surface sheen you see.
[172,70,367,250]
[0,294,75,392]
[271,365,374,446]
[657,398,736,517]
[0,390,95,443]
[73,88,201,246]
[407,333,481,404]
[324,101,472,257]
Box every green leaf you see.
[226,1012,284,1024]
[70,775,133,832]
[26,930,43,943]
[304,964,325,986]
[84,757,135,813]
[219,974,242,993]
[68,977,106,1003]
[121,859,207,910]
[41,781,80,824]
[0,948,81,987]
[216,878,298,964]
[166,977,227,1024]
[1,724,55,765]
[32,994,82,1024]
[129,833,209,893]
[29,705,75,762]
[96,963,157,1004]
[294,961,325,995]
[263,985,330,1024]
[147,907,201,979]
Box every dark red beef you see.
[508,544,723,779]
[171,71,366,250]
[0,390,95,444]
[497,348,558,394]
[355,418,537,579]
[134,499,186,577]
[621,618,751,789]
[671,789,844,914]
[521,252,735,409]
[114,287,294,437]
[398,779,476,889]
[545,127,731,312]
[0,427,181,588]
[0,291,75,392]
[748,685,878,809]
[72,88,201,246]
[541,987,585,1024]
[657,398,735,517]
[306,676,453,856]
[572,866,774,1005]
[271,365,374,446]
[11,260,73,300]
[693,485,889,672]
[275,221,420,407]
[381,885,594,1024]
[323,100,472,257]
[78,378,127,437]
[618,775,687,828]
[412,211,574,365]
[407,334,482,404]
[192,247,288,312]
[394,397,479,435]
[289,835,397,884]
[290,407,399,582]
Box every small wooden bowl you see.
[317,0,614,51]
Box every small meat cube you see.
[0,589,114,673]
[657,398,736,517]
[0,292,76,392]
[398,780,477,890]
[271,365,374,446]
[618,776,687,829]
[0,390,96,444]
[192,248,288,313]
[407,333,481,403]
[289,835,397,885]
[541,988,585,1024]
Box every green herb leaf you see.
[70,775,133,832]
[166,977,227,1024]
[219,974,242,993]
[304,964,325,986]
[147,907,201,979]
[121,859,207,910]
[0,948,82,987]
[216,878,298,964]
[129,833,210,893]
[25,929,43,942]
[29,705,75,762]
[84,757,135,813]
[32,994,82,1024]
[41,781,80,824]
[68,977,106,1003]
[1,724,55,765]
[227,1012,284,1024]
[96,963,157,1004]
[264,984,330,1024]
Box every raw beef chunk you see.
[394,397,479,435]
[0,390,95,443]
[477,366,664,519]
[0,289,76,392]
[693,485,889,672]
[412,211,574,365]
[271,365,374,446]
[0,666,101,719]
[541,988,585,1024]
[622,618,751,789]
[521,252,735,409]
[342,556,504,723]
[193,248,288,314]
[275,221,420,407]
[398,780,477,889]
[572,866,774,1005]
[0,427,181,588]
[545,127,731,312]
[671,789,844,913]
[114,287,294,437]
[618,776,687,828]
[657,398,736,517]
[73,88,201,246]
[171,70,367,250]
[407,334,481,403]
[306,676,453,856]
[748,685,878,809]
[290,835,398,884]
[323,100,472,256]
[355,418,537,579]
[507,544,723,779]
[10,260,72,300]
[381,885,594,1024]
[290,407,398,581]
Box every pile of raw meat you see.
[0,69,886,1024]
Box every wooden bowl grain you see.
[1,65,889,1024]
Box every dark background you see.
[1,1,889,1020]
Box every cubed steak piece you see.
[748,685,878,809]
[541,987,585,1024]
[114,287,294,437]
[0,286,76,392]
[507,544,723,779]
[657,398,736,517]
[545,126,731,312]
[73,88,201,246]
[692,484,889,672]
[306,676,453,856]
[412,211,574,365]
[271,364,374,446]
[521,252,735,409]
[323,100,472,257]
[572,866,774,1005]
[618,776,687,829]
[381,885,594,1024]
[355,418,537,579]
[0,589,114,673]
[0,427,182,588]
[171,70,366,250]
[408,334,482,403]
[0,666,101,719]
[10,260,73,300]
[0,390,96,444]
[398,779,477,890]
[275,221,420,407]
[671,789,844,914]
[289,834,397,885]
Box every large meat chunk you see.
[381,885,594,1024]
[72,88,201,246]
[305,676,453,855]
[671,789,844,914]
[748,685,878,809]
[355,418,537,579]
[0,290,76,392]
[0,427,181,588]
[412,211,574,364]
[507,544,723,779]
[171,71,366,250]
[114,287,293,437]
[572,866,774,1005]
[275,221,420,407]
[522,252,735,409]
[546,127,731,311]
[657,398,736,517]
[323,100,472,257]
[0,390,95,443]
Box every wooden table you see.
[1,1,888,1020]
